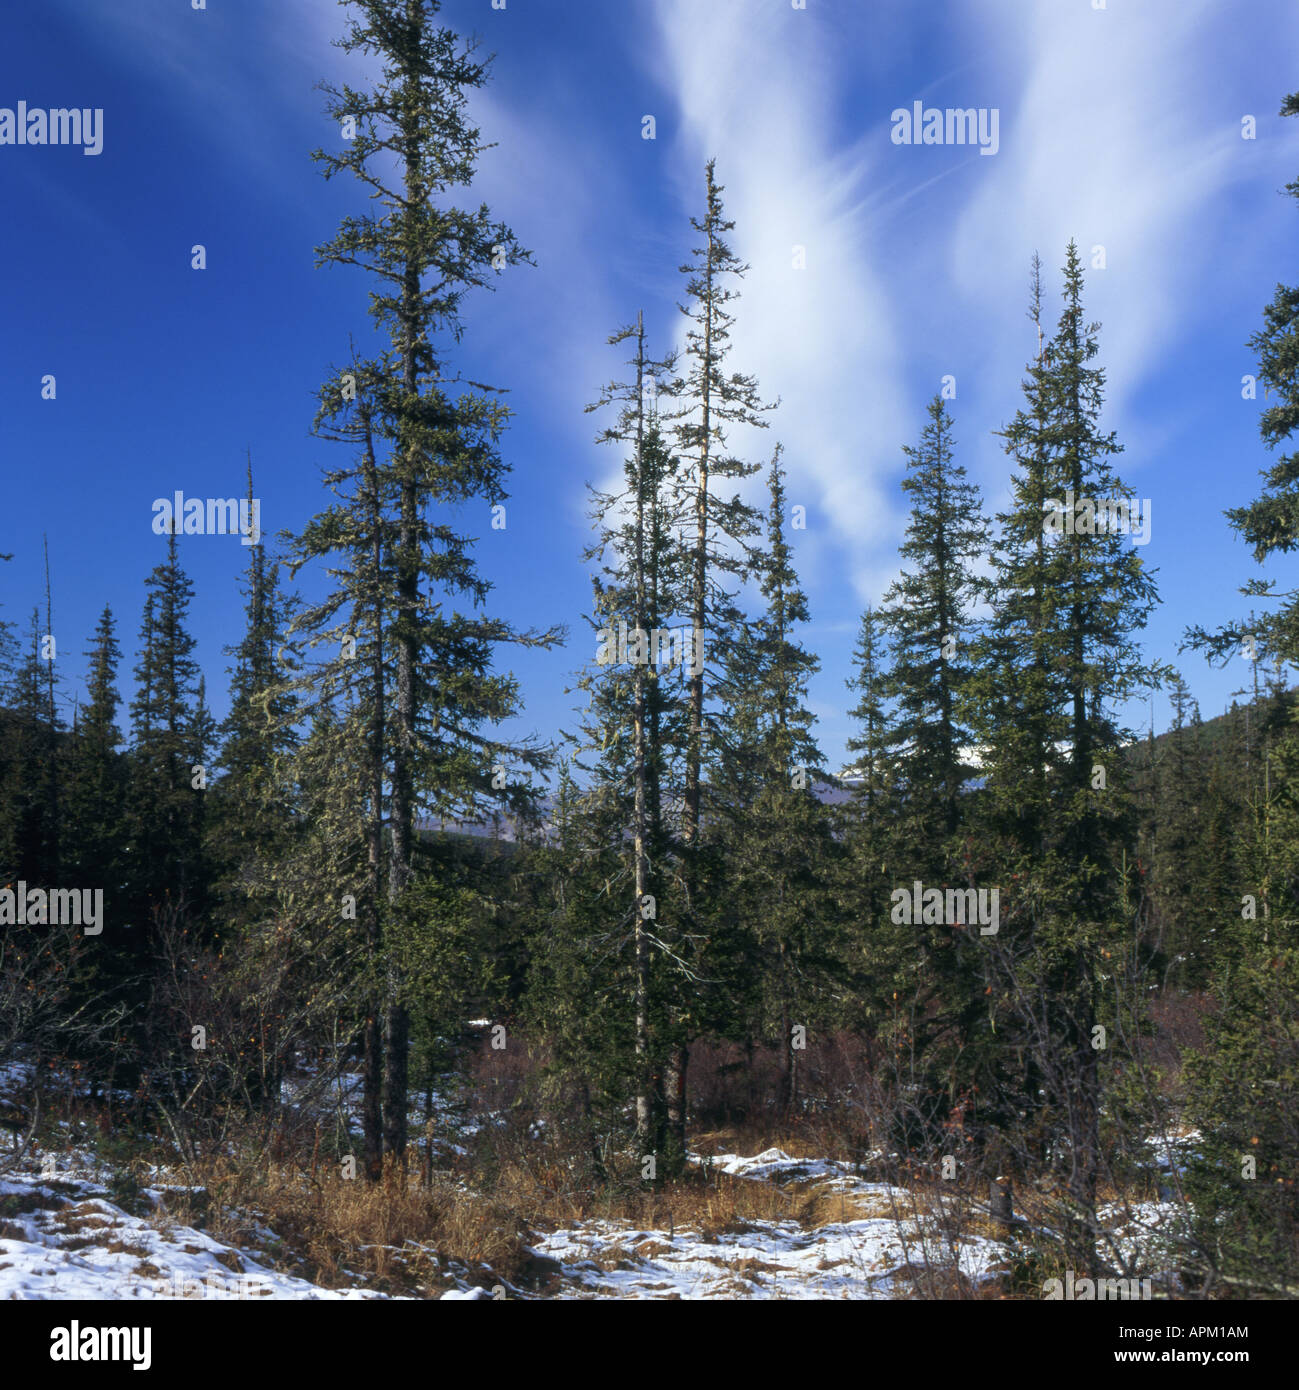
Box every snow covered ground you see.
[532,1146,1010,1299]
[0,1063,1190,1301]
[535,1213,1002,1299]
[0,1057,503,1300]
[0,1160,384,1300]
[0,1143,1186,1301]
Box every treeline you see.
[0,0,1295,1300]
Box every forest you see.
[1,0,1295,1311]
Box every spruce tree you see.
[974,246,1162,1267]
[1148,676,1214,986]
[875,395,990,1133]
[838,605,904,1036]
[66,605,126,897]
[664,160,773,1159]
[972,257,1064,870]
[845,606,894,816]
[290,0,558,1169]
[0,552,19,880]
[212,458,300,914]
[712,449,839,1112]
[522,755,634,1181]
[61,606,129,1049]
[878,394,988,857]
[129,532,204,920]
[579,315,684,1162]
[1,611,61,885]
[288,353,395,1178]
[1179,92,1299,1294]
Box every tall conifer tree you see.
[213,458,300,910]
[130,532,204,918]
[290,0,557,1169]
[1180,92,1299,1294]
[974,247,1161,1266]
[878,395,988,859]
[712,450,838,1111]
[66,605,126,896]
[664,161,773,1159]
[580,316,684,1161]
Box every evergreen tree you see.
[129,532,205,921]
[211,457,300,913]
[974,246,1162,1267]
[290,0,558,1169]
[879,394,988,858]
[0,611,61,885]
[0,552,19,879]
[578,315,685,1162]
[1180,92,1299,1295]
[711,449,840,1112]
[39,543,61,880]
[838,605,903,1036]
[1147,676,1215,986]
[972,256,1065,872]
[522,756,634,1182]
[845,605,894,815]
[664,160,773,1160]
[288,353,396,1178]
[875,396,991,1135]
[66,605,126,896]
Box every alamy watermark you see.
[890,881,999,935]
[49,1322,150,1369]
[890,102,999,156]
[149,1270,274,1300]
[595,621,704,677]
[152,491,262,546]
[1,103,103,156]
[1043,490,1151,546]
[0,883,102,935]
[1043,1271,1152,1300]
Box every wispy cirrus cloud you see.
[948,0,1288,478]
[648,0,913,605]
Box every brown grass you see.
[49,1205,114,1236]
[9,1038,1182,1300]
[0,1191,65,1217]
[180,1155,533,1296]
[101,1238,151,1257]
[488,1153,822,1239]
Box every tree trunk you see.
[664,1044,688,1165]
[362,424,386,1182]
[383,15,425,1167]
[989,1175,1014,1230]
[382,999,409,1168]
[632,314,656,1160]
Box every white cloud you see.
[649,0,913,603]
[951,0,1272,468]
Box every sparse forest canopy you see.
[0,0,1295,1307]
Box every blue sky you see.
[3,0,1299,772]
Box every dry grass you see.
[488,1153,821,1240]
[48,1204,114,1235]
[8,1048,1180,1301]
[178,1155,534,1295]
[96,1237,151,1257]
[690,1124,857,1164]
[894,1263,1003,1300]
[0,1190,65,1218]
[798,1187,895,1227]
